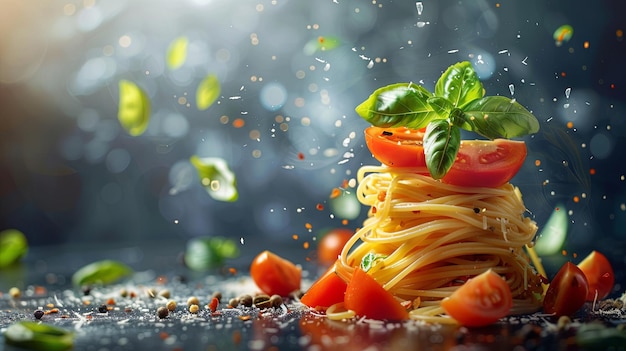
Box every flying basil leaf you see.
[435,61,484,109]
[460,96,540,139]
[427,97,454,117]
[423,119,461,179]
[190,156,238,202]
[118,80,151,136]
[4,322,74,351]
[166,36,189,70]
[71,260,133,287]
[0,229,28,268]
[355,82,439,129]
[184,236,240,271]
[196,74,221,111]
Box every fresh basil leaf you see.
[184,236,240,271]
[460,96,540,139]
[71,260,133,287]
[427,97,454,117]
[355,82,439,129]
[190,156,238,202]
[0,229,28,268]
[423,119,461,179]
[435,61,484,109]
[4,321,74,351]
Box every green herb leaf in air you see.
[355,61,540,179]
[0,229,28,268]
[184,236,240,271]
[190,155,238,202]
[4,321,74,351]
[196,74,221,111]
[118,80,151,136]
[167,36,189,70]
[71,260,133,287]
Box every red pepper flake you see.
[34,286,47,295]
[305,223,313,230]
[330,188,341,199]
[228,267,237,275]
[377,191,387,202]
[342,219,349,225]
[297,152,305,160]
[208,297,219,312]
[232,330,242,345]
[106,298,116,305]
[239,315,251,321]
[156,275,167,285]
[316,203,324,211]
[160,331,169,340]
[303,241,310,249]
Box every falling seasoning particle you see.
[166,36,189,70]
[118,80,151,136]
[196,74,221,111]
[553,25,573,46]
[190,156,238,202]
[415,2,423,15]
[330,188,342,199]
[297,152,305,160]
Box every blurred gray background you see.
[1,0,625,268]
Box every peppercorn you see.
[34,310,44,320]
[212,291,222,302]
[269,295,283,308]
[187,296,200,307]
[98,304,108,313]
[157,306,169,319]
[166,300,177,311]
[239,294,253,307]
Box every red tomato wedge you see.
[543,262,589,316]
[344,267,409,321]
[364,126,527,188]
[577,250,615,301]
[250,251,301,296]
[300,261,347,310]
[441,270,513,327]
[317,229,353,266]
[365,126,427,168]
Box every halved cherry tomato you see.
[300,261,347,310]
[577,250,615,301]
[344,267,409,321]
[543,262,589,316]
[317,229,353,266]
[365,126,426,168]
[250,250,301,296]
[440,269,513,327]
[364,126,527,187]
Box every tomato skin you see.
[344,267,409,321]
[250,251,301,296]
[317,229,353,266]
[364,126,527,187]
[300,261,347,310]
[440,270,513,327]
[577,250,615,301]
[543,262,589,316]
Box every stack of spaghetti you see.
[334,165,544,323]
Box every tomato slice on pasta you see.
[364,126,527,187]
[300,261,347,310]
[441,270,513,326]
[344,267,409,321]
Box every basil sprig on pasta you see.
[355,61,540,179]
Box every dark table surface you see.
[1,239,625,351]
